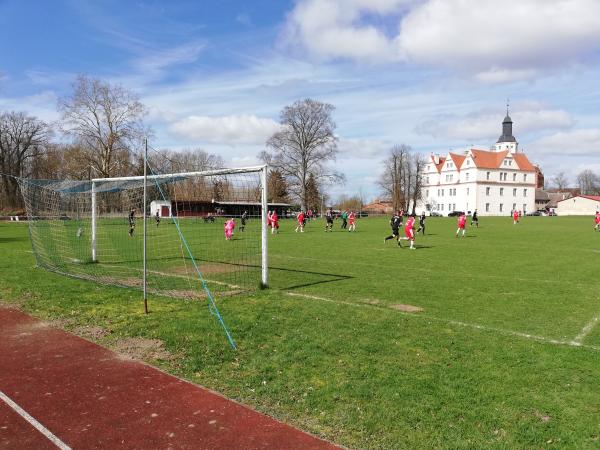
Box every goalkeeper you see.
[128,209,136,237]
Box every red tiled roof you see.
[580,195,600,202]
[449,153,466,170]
[512,153,535,171]
[470,149,508,169]
[429,155,446,173]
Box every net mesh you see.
[18,169,265,305]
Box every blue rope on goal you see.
[146,163,237,350]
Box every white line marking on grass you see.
[285,292,600,351]
[572,316,600,345]
[0,390,71,450]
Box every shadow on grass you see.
[0,236,29,243]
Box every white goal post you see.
[89,164,270,287]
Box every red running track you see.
[0,307,340,449]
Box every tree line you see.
[2,73,480,215]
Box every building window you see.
[512,203,517,211]
[513,188,517,196]
[486,187,490,196]
[466,173,469,181]
[453,188,457,196]
[523,203,527,213]
[523,189,528,197]
[485,203,490,212]
[500,188,504,196]
[425,190,429,197]
[524,174,528,182]
[486,171,490,180]
[499,203,504,212]
[467,188,470,195]
[449,203,452,211]
[442,189,445,196]
[466,160,470,166]
[513,173,516,181]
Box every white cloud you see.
[527,129,600,157]
[338,137,392,159]
[285,0,600,81]
[283,0,412,62]
[0,91,60,122]
[416,103,574,142]
[397,0,600,81]
[168,114,281,145]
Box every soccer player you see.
[128,209,136,237]
[456,212,466,238]
[241,210,248,232]
[416,211,426,235]
[224,218,235,240]
[155,210,160,227]
[295,211,305,232]
[76,227,83,238]
[471,210,479,227]
[384,211,402,244]
[399,214,416,249]
[594,211,600,231]
[348,211,356,232]
[341,210,348,229]
[271,211,279,234]
[325,208,334,232]
[513,209,519,225]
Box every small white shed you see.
[150,200,172,218]
[556,195,600,216]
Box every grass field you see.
[1,216,599,448]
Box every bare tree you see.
[58,75,147,178]
[552,171,569,191]
[0,111,51,208]
[379,145,425,213]
[576,169,599,195]
[261,99,342,210]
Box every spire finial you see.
[506,97,510,116]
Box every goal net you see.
[18,165,269,346]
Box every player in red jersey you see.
[456,212,466,238]
[348,211,356,232]
[295,211,305,232]
[398,214,416,249]
[513,209,519,225]
[594,211,600,231]
[270,211,279,234]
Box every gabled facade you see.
[418,113,538,216]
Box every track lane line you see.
[0,390,71,450]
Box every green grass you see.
[1,216,600,449]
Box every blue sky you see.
[2,0,600,200]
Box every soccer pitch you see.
[1,216,599,448]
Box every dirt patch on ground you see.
[364,299,380,305]
[45,317,72,329]
[74,325,110,340]
[390,304,424,313]
[112,337,174,362]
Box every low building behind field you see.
[556,195,600,216]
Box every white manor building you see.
[419,112,538,216]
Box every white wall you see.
[556,197,600,216]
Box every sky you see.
[1,0,600,200]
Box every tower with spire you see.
[494,99,518,154]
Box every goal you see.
[18,165,270,347]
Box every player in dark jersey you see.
[384,211,402,245]
[155,210,160,227]
[128,209,136,237]
[241,210,248,232]
[471,210,479,227]
[325,208,334,232]
[416,211,426,235]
